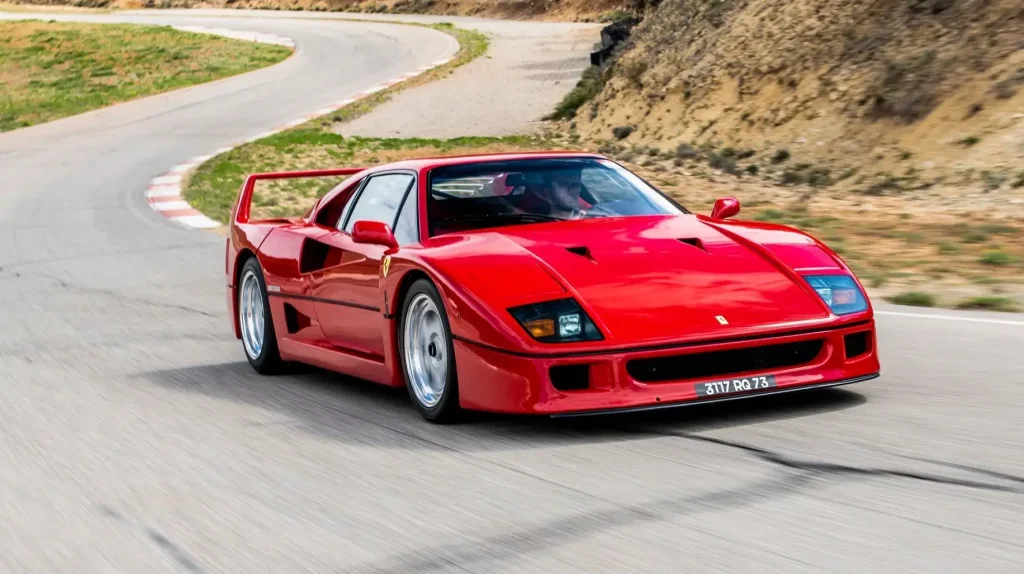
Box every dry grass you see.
[0,20,292,132]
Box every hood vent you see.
[677,237,708,253]
[566,245,596,262]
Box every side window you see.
[342,173,414,233]
[393,187,419,245]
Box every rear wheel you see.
[238,257,285,374]
[399,279,462,423]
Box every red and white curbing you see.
[147,29,455,229]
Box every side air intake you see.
[284,303,312,334]
[299,239,330,274]
[299,238,344,274]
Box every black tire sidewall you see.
[239,257,282,373]
[399,278,460,422]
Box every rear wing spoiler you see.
[231,168,367,225]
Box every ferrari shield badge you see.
[382,255,392,278]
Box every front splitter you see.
[548,373,880,418]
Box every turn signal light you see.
[524,319,555,338]
[833,289,858,306]
[508,298,603,343]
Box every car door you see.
[306,171,418,358]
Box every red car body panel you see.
[225,152,880,416]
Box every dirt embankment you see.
[10,0,629,20]
[573,0,1024,204]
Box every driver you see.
[516,168,588,219]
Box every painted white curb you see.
[146,28,456,230]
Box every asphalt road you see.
[2,9,1023,574]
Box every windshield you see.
[426,158,688,236]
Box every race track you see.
[1,9,1023,573]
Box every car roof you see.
[364,150,608,172]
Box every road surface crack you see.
[347,425,1021,573]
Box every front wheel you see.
[238,257,285,374]
[399,279,462,423]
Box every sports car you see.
[225,152,880,423]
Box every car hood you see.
[475,214,842,346]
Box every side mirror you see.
[351,220,398,249]
[711,197,740,220]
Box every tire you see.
[398,278,462,423]
[238,257,285,375]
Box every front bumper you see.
[453,319,880,416]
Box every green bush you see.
[887,292,937,307]
[955,296,1020,312]
[546,65,605,120]
[980,250,1013,266]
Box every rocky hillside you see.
[573,0,1024,197]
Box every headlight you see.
[803,274,868,315]
[508,298,603,343]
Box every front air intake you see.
[844,331,871,359]
[550,364,590,391]
[627,340,824,383]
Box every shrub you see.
[675,143,698,159]
[612,125,635,139]
[955,296,1020,312]
[807,168,832,187]
[980,250,1013,266]
[781,170,806,185]
[887,292,937,307]
[709,153,738,174]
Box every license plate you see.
[695,374,777,397]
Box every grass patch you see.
[598,10,637,23]
[182,24,500,223]
[887,292,937,307]
[546,65,606,120]
[980,250,1014,266]
[0,20,292,132]
[955,296,1020,312]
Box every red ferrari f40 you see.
[225,152,880,422]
